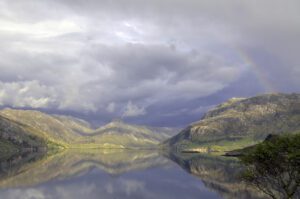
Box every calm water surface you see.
[0,150,263,199]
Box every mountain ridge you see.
[164,93,300,152]
[0,108,179,150]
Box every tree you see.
[239,134,300,199]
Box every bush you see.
[240,134,300,199]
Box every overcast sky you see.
[0,0,299,127]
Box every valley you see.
[0,93,299,156]
[0,108,179,153]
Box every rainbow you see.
[234,47,276,93]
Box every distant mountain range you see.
[1,93,299,155]
[164,93,300,152]
[0,108,179,153]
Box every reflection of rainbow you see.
[235,48,276,93]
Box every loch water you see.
[0,150,263,199]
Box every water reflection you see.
[0,150,264,199]
[0,149,170,188]
[167,152,265,199]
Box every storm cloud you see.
[0,0,299,126]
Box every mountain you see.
[0,108,178,149]
[0,109,84,147]
[164,93,300,152]
[86,120,178,148]
[52,115,93,135]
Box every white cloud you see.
[0,80,55,108]
[0,19,83,38]
[0,0,299,125]
[122,101,146,117]
[106,102,116,113]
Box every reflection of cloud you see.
[105,183,113,194]
[0,151,245,199]
[1,189,46,199]
[119,179,145,196]
[104,179,145,196]
[0,164,221,199]
[1,179,146,199]
[53,182,97,199]
[1,179,148,199]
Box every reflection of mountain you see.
[166,153,265,199]
[0,150,168,188]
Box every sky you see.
[0,0,299,127]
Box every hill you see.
[164,93,300,152]
[85,120,177,148]
[0,108,178,149]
